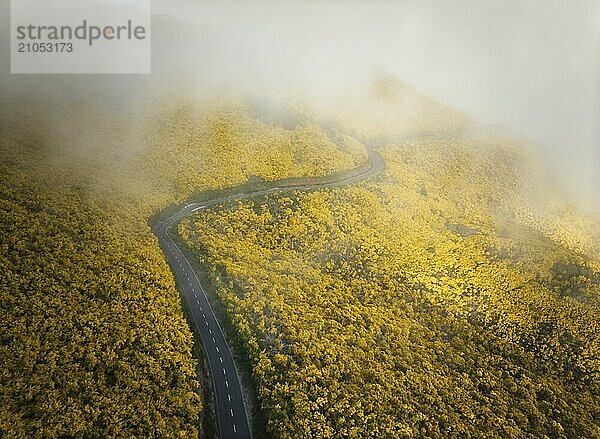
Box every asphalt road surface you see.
[155,214,250,439]
[152,131,454,438]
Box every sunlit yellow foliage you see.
[142,104,367,202]
[1,101,363,437]
[180,136,599,438]
[0,139,201,437]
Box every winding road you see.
[153,131,454,438]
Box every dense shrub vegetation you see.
[180,136,599,438]
[3,84,598,437]
[0,101,362,437]
[141,104,367,201]
[0,139,200,437]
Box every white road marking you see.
[208,328,212,334]
[222,368,226,375]
[158,144,388,439]
[219,356,223,363]
[227,393,231,402]
[205,321,209,326]
[202,313,206,318]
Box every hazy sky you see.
[2,0,599,211]
[152,0,599,210]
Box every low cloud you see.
[1,0,598,212]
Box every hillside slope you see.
[0,99,364,437]
[180,135,599,438]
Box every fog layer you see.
[2,0,598,212]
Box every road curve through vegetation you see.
[153,131,453,438]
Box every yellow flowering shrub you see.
[180,136,599,438]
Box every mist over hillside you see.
[1,0,598,215]
[1,2,599,437]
